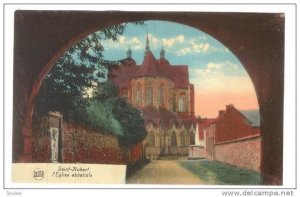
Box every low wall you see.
[214,135,261,171]
[145,146,189,159]
[188,145,206,158]
[62,123,127,164]
[31,114,143,164]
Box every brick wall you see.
[31,114,143,164]
[214,136,261,171]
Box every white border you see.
[1,2,298,196]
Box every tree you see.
[35,22,143,120]
[73,81,147,146]
[34,21,147,146]
[111,97,147,146]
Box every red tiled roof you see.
[109,57,137,88]
[197,118,217,140]
[170,66,189,88]
[135,52,166,78]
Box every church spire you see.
[160,45,165,59]
[126,45,132,58]
[144,33,150,57]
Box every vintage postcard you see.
[2,2,297,197]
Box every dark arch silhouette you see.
[13,11,284,185]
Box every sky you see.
[100,20,259,118]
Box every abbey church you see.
[110,35,196,159]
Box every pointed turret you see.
[160,45,165,59]
[144,33,150,57]
[126,45,132,58]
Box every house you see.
[202,104,261,171]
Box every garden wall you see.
[214,135,261,171]
[31,114,143,164]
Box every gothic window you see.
[159,84,164,107]
[147,83,153,106]
[180,132,185,146]
[147,132,155,146]
[160,133,165,147]
[190,132,195,145]
[136,83,142,105]
[178,97,184,112]
[171,132,177,147]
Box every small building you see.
[202,104,261,171]
[195,118,216,146]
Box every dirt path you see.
[126,160,204,185]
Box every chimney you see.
[219,110,225,116]
[226,104,234,111]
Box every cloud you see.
[175,41,212,56]
[190,61,258,117]
[175,47,192,56]
[189,61,253,94]
[118,36,126,44]
[190,60,242,78]
[207,62,222,69]
[148,33,159,49]
[101,33,228,58]
[162,35,185,48]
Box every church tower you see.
[144,33,150,57]
[160,46,165,59]
[127,45,132,58]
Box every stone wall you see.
[31,114,143,164]
[145,146,189,159]
[62,123,125,164]
[214,135,261,171]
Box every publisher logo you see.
[33,168,44,180]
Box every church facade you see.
[110,35,196,159]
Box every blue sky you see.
[100,20,258,118]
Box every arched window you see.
[178,97,184,112]
[180,132,185,146]
[159,84,164,107]
[147,132,155,146]
[147,83,153,106]
[160,133,165,147]
[190,132,195,145]
[136,83,142,105]
[171,132,177,147]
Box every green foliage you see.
[180,160,261,185]
[35,22,144,119]
[111,97,147,146]
[63,81,147,146]
[92,80,119,101]
[34,21,147,146]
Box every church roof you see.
[109,58,139,88]
[170,66,189,88]
[110,52,190,88]
[135,52,167,78]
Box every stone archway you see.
[13,11,284,184]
